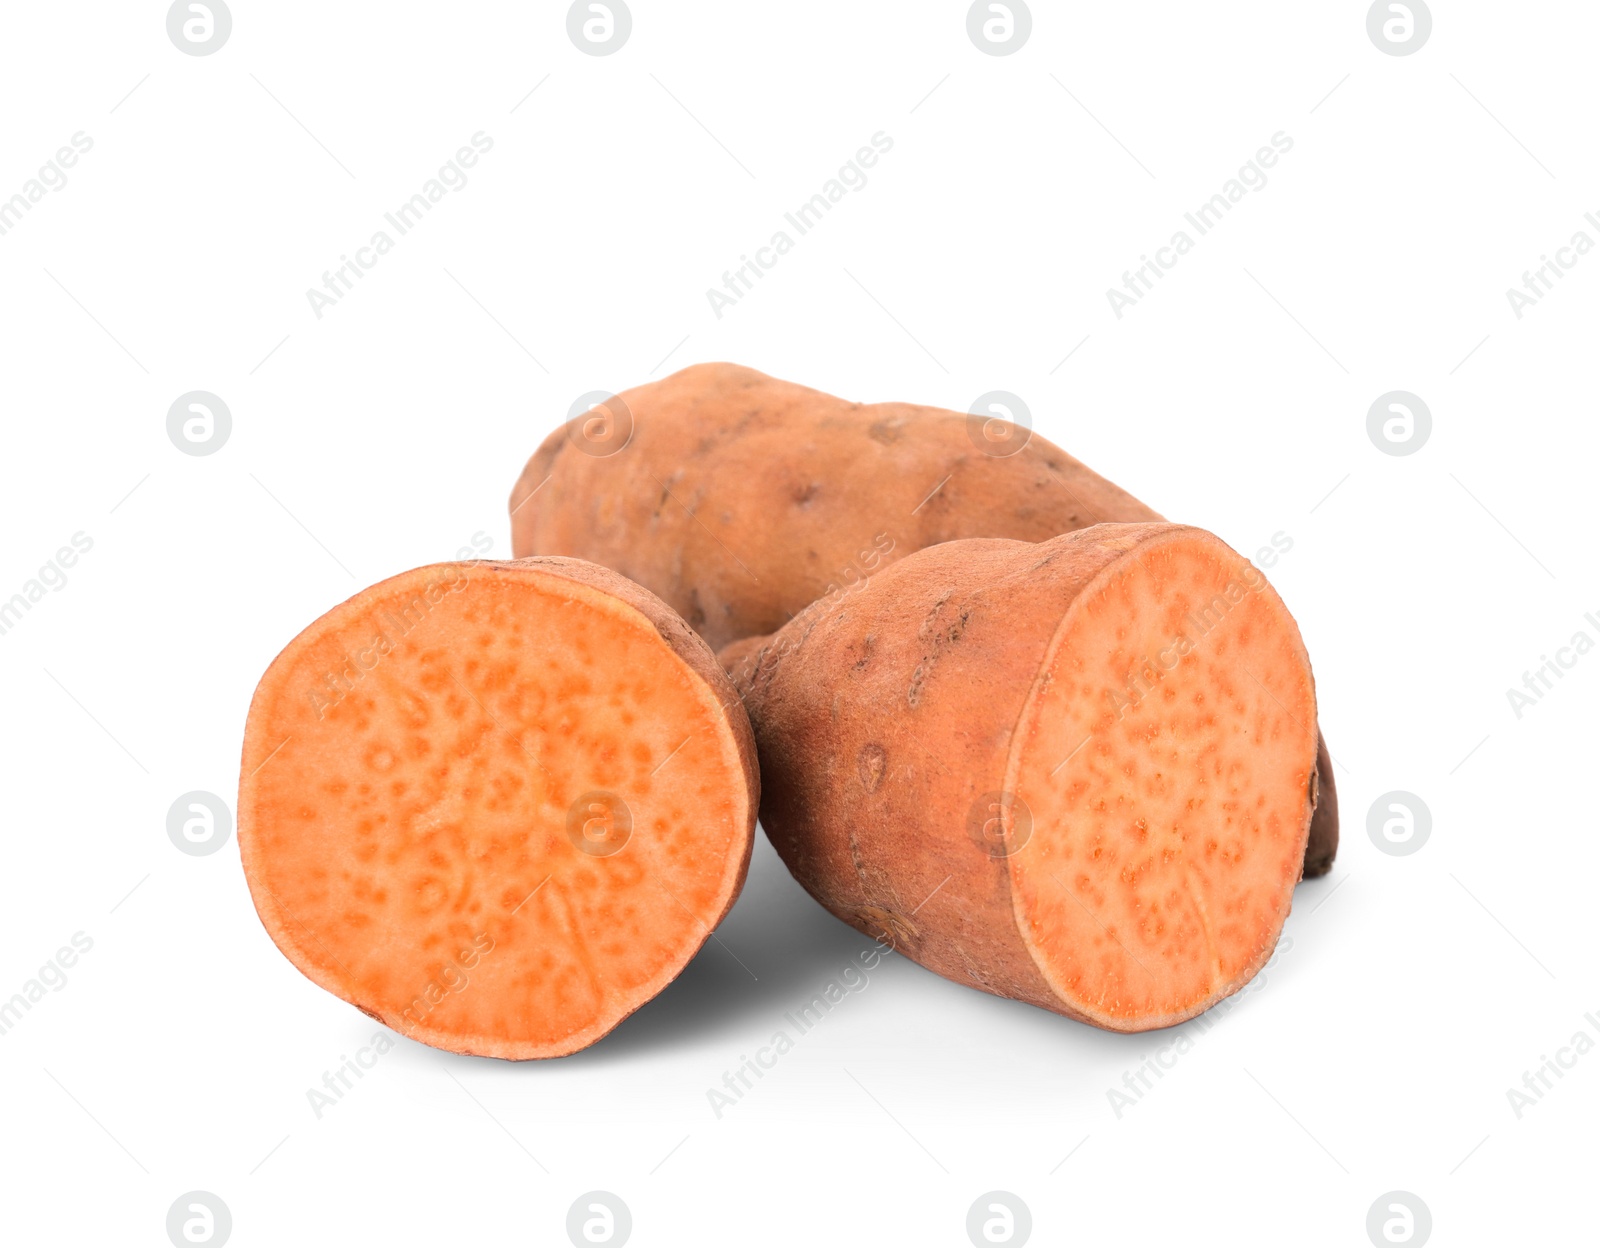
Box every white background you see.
[1,2,1595,1244]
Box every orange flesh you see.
[238,563,751,1059]
[1006,532,1316,1029]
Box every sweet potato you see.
[508,363,1338,875]
[237,557,758,1059]
[510,363,1159,651]
[725,523,1318,1030]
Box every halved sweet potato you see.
[238,557,758,1059]
[725,523,1317,1030]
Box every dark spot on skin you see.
[654,470,689,519]
[792,482,820,506]
[917,592,955,641]
[867,420,903,445]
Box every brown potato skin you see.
[1303,734,1339,878]
[722,524,1315,1031]
[510,362,1160,651]
[510,362,1335,876]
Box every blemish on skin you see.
[857,743,887,793]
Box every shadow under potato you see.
[582,840,1331,1066]
[570,834,875,1064]
[420,828,1333,1067]
[564,829,1331,1064]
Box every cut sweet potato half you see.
[726,523,1317,1031]
[238,557,758,1059]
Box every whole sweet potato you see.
[510,363,1337,875]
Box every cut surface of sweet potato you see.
[1002,530,1317,1028]
[238,558,757,1059]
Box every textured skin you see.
[725,524,1317,1031]
[509,362,1161,650]
[509,362,1336,876]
